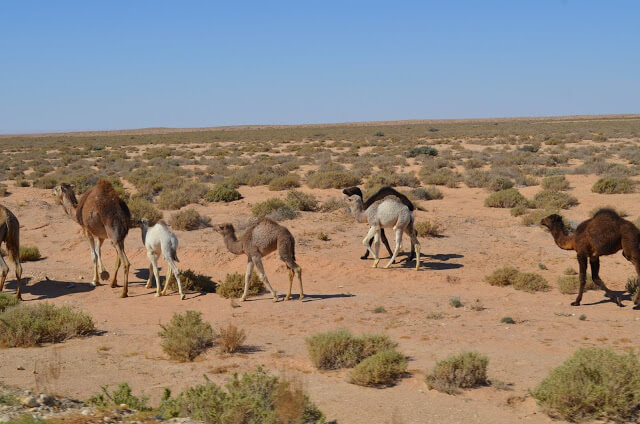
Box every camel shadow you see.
[424,253,464,261]
[301,293,355,302]
[583,290,631,307]
[5,278,95,300]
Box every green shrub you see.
[217,272,265,299]
[541,174,570,191]
[158,368,326,424]
[426,351,489,394]
[592,177,636,194]
[484,189,530,208]
[405,146,438,158]
[500,316,515,324]
[158,310,214,362]
[268,174,301,191]
[251,198,286,218]
[410,186,443,200]
[126,196,163,225]
[169,209,211,231]
[557,275,596,294]
[532,348,640,422]
[348,350,407,387]
[0,292,19,313]
[415,220,442,237]
[305,329,397,370]
[285,190,319,212]
[165,269,216,293]
[307,171,361,189]
[484,267,548,292]
[0,303,95,347]
[204,183,241,202]
[19,246,41,262]
[88,382,150,410]
[532,190,578,210]
[449,297,462,308]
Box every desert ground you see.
[2,115,640,423]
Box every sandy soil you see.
[1,177,640,424]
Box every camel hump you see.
[364,186,415,211]
[592,208,621,219]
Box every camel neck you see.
[223,232,244,255]
[350,201,368,223]
[550,224,575,250]
[141,224,148,245]
[61,194,79,224]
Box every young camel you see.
[540,209,640,307]
[0,205,23,299]
[342,186,416,262]
[346,195,420,270]
[140,218,184,300]
[213,218,303,302]
[53,180,131,297]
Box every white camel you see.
[346,194,420,270]
[140,219,184,299]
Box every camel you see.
[213,218,303,302]
[346,194,420,270]
[540,209,640,307]
[0,205,23,299]
[140,218,184,300]
[53,180,131,297]
[343,186,416,262]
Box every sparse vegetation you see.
[449,297,462,308]
[18,246,41,262]
[127,196,163,225]
[217,272,265,299]
[541,174,570,191]
[0,292,19,313]
[532,189,578,210]
[165,269,216,292]
[410,186,443,200]
[592,176,636,194]
[158,310,214,362]
[169,209,211,231]
[285,190,319,211]
[557,275,596,295]
[415,220,442,237]
[484,188,530,208]
[88,382,151,411]
[500,317,515,324]
[485,267,548,292]
[204,182,241,202]
[306,329,397,370]
[425,351,488,394]
[348,349,407,387]
[215,324,247,354]
[307,170,361,189]
[251,198,286,218]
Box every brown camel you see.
[0,205,23,299]
[213,218,303,302]
[540,209,640,307]
[53,180,131,297]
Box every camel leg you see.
[0,253,9,293]
[252,256,278,302]
[361,239,372,260]
[295,265,304,300]
[85,235,101,287]
[412,232,420,271]
[384,227,403,269]
[114,241,130,298]
[362,226,379,268]
[380,229,393,258]
[373,231,381,267]
[572,254,588,306]
[285,268,294,301]
[110,255,121,288]
[590,256,621,306]
[165,257,184,300]
[8,251,22,300]
[96,239,110,281]
[148,252,162,297]
[145,263,154,289]
[241,259,254,301]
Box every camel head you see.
[342,186,363,199]
[52,183,77,206]
[213,223,235,236]
[540,214,565,231]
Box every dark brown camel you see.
[53,180,131,297]
[540,209,640,307]
[342,186,415,262]
[0,205,23,299]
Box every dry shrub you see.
[484,188,530,208]
[307,170,361,189]
[305,329,397,370]
[415,220,442,237]
[532,190,578,210]
[319,197,347,212]
[251,198,286,218]
[158,310,214,362]
[348,350,407,387]
[217,272,265,299]
[425,351,488,394]
[169,209,211,231]
[557,275,596,294]
[285,190,319,211]
[484,267,548,292]
[204,182,241,202]
[19,246,41,261]
[87,382,150,411]
[410,186,443,200]
[0,292,19,313]
[532,348,640,422]
[268,174,301,191]
[484,266,520,287]
[216,324,246,354]
[165,269,216,292]
[592,177,636,194]
[157,183,207,210]
[127,196,163,225]
[487,177,514,192]
[0,303,95,347]
[541,174,570,191]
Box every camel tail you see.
[172,251,179,263]
[416,205,427,212]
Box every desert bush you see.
[420,167,460,187]
[532,348,640,422]
[307,170,361,189]
[217,272,265,299]
[19,246,40,261]
[541,174,570,191]
[348,350,407,387]
[0,303,95,347]
[156,183,207,210]
[557,275,596,294]
[626,276,639,299]
[0,292,19,313]
[126,196,163,225]
[158,310,214,361]
[33,176,59,189]
[204,183,241,202]
[365,172,420,189]
[510,204,528,217]
[520,209,555,227]
[532,190,578,210]
[285,190,319,212]
[251,198,286,218]
[216,324,247,354]
[405,146,438,158]
[592,177,636,194]
[165,269,216,293]
[484,267,548,292]
[319,197,347,212]
[306,329,397,370]
[266,205,299,221]
[268,174,301,191]
[415,220,442,237]
[425,351,488,394]
[88,382,151,411]
[487,177,514,192]
[464,169,492,188]
[169,209,211,231]
[484,188,530,208]
[410,186,443,200]
[158,368,326,424]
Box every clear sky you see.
[1,1,639,133]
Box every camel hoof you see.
[284,296,290,301]
[360,255,369,260]
[100,271,110,281]
[155,293,161,297]
[145,282,152,289]
[240,296,247,302]
[570,301,581,306]
[180,294,186,300]
[372,259,380,268]
[614,297,622,307]
[120,292,128,298]
[299,295,304,301]
[383,263,392,269]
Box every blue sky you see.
[1,1,639,133]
